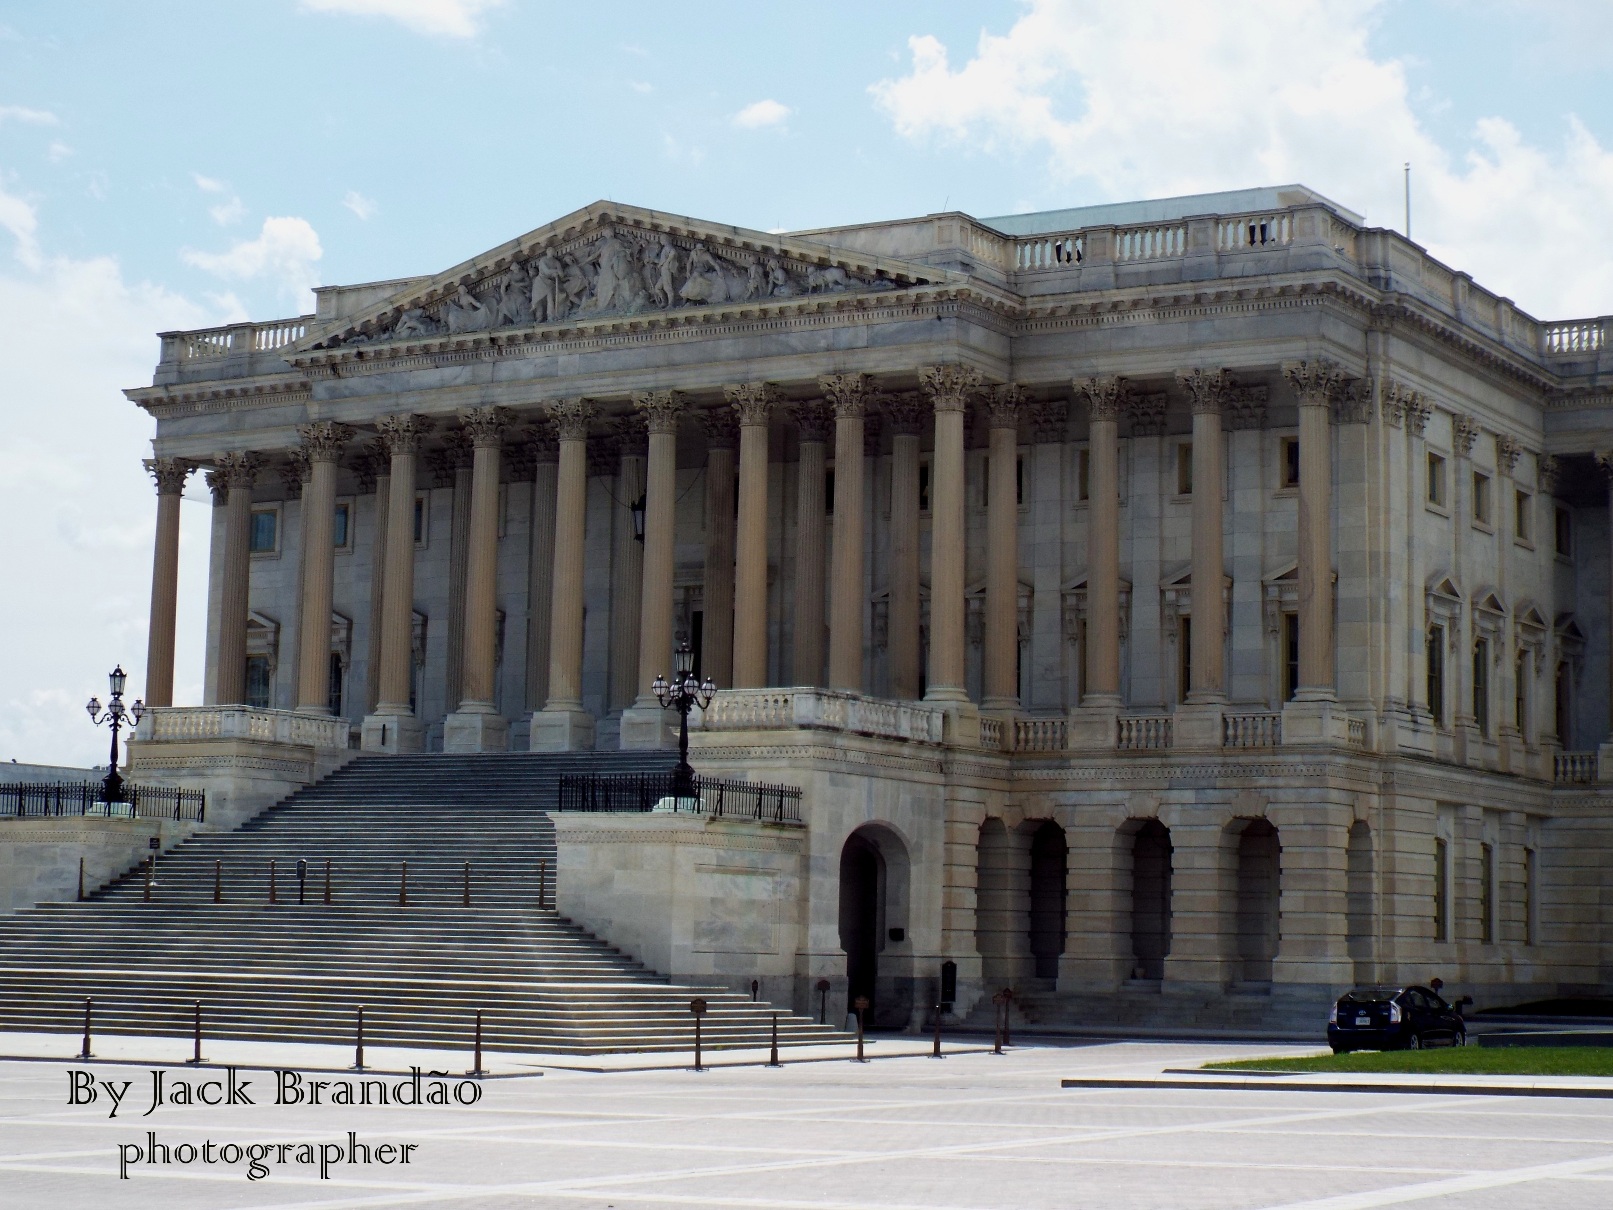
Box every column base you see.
[620,702,675,749]
[1069,700,1120,750]
[1281,697,1352,746]
[529,708,596,752]
[443,707,510,753]
[361,711,424,754]
[1172,702,1225,749]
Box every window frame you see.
[248,505,281,557]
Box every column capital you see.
[984,382,1024,429]
[612,411,649,456]
[1453,413,1480,458]
[144,457,193,496]
[1176,367,1231,415]
[1496,434,1522,478]
[863,412,883,456]
[919,364,982,412]
[544,396,594,442]
[725,381,780,426]
[279,451,311,495]
[1028,398,1067,443]
[460,405,513,448]
[819,373,869,419]
[210,450,263,492]
[298,420,356,463]
[1593,450,1613,483]
[882,390,927,436]
[1282,358,1346,408]
[376,413,432,456]
[427,431,473,487]
[697,406,739,450]
[631,389,686,435]
[1075,375,1128,421]
[1538,453,1560,492]
[350,442,389,492]
[790,399,834,444]
[1127,391,1167,437]
[1405,392,1433,436]
[528,416,560,463]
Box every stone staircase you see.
[0,753,844,1055]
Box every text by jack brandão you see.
[66,1065,482,1180]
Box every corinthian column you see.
[608,416,647,712]
[294,422,353,713]
[886,393,925,699]
[1179,369,1229,703]
[211,451,263,706]
[920,365,980,704]
[821,374,868,693]
[1077,377,1124,707]
[621,391,686,749]
[355,445,389,714]
[524,421,558,716]
[790,400,831,687]
[1284,360,1343,701]
[531,398,596,751]
[444,406,512,751]
[728,382,778,688]
[983,384,1023,711]
[700,409,738,689]
[362,414,430,752]
[143,458,192,707]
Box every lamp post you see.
[86,664,143,804]
[651,642,716,799]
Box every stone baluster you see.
[445,406,512,751]
[142,458,193,708]
[791,400,832,687]
[531,398,596,751]
[362,414,430,752]
[210,451,263,706]
[885,393,926,700]
[295,422,354,713]
[524,421,559,716]
[822,374,868,693]
[983,384,1023,711]
[919,365,981,707]
[728,382,778,688]
[700,409,738,689]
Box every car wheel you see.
[1406,1033,1422,1051]
[1454,1030,1466,1047]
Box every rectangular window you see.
[249,509,278,553]
[1473,637,1490,736]
[1281,437,1300,488]
[824,466,836,516]
[1176,441,1193,495]
[1514,489,1532,543]
[1283,613,1300,702]
[1515,653,1528,735]
[413,493,428,545]
[327,652,344,716]
[1427,625,1445,726]
[1434,837,1450,942]
[918,461,931,512]
[1524,847,1537,946]
[1555,505,1572,557]
[245,655,272,710]
[1427,452,1447,507]
[1480,842,1495,944]
[333,502,351,550]
[1473,471,1492,526]
[1016,455,1025,507]
[1179,616,1192,699]
[1076,448,1090,502]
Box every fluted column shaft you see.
[792,407,829,687]
[888,420,923,699]
[444,453,473,710]
[984,388,1022,708]
[1183,372,1227,701]
[364,466,390,713]
[701,417,737,688]
[635,392,684,699]
[212,453,260,706]
[921,366,978,701]
[295,423,352,712]
[609,436,646,710]
[824,376,867,693]
[545,401,592,711]
[375,421,425,713]
[459,410,508,710]
[143,459,191,707]
[524,435,558,713]
[729,383,776,688]
[1287,362,1339,699]
[1082,379,1122,703]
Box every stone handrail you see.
[978,717,1004,750]
[1346,717,1368,748]
[1554,751,1599,784]
[160,317,312,363]
[1543,318,1607,355]
[137,706,350,750]
[1115,223,1186,262]
[1223,712,1282,748]
[1014,717,1068,752]
[1117,715,1172,751]
[1216,214,1293,251]
[699,688,945,744]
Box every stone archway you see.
[1232,818,1281,984]
[1028,821,1068,980]
[1127,818,1173,981]
[1347,819,1375,984]
[838,824,912,1027]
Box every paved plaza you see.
[2,1040,1612,1208]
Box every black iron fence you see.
[556,773,802,824]
[0,782,206,823]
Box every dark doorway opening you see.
[839,831,884,1016]
[1130,819,1173,980]
[1028,821,1067,979]
[1234,818,1281,983]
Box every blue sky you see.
[2,0,1611,764]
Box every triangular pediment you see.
[299,201,951,355]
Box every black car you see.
[1327,985,1466,1053]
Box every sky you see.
[1,0,1610,766]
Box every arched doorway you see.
[975,817,1015,984]
[838,825,912,1026]
[1347,820,1375,984]
[1129,819,1173,980]
[1028,821,1068,980]
[1233,818,1281,983]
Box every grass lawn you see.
[1205,1047,1613,1078]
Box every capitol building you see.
[117,184,1613,1029]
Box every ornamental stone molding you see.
[984,383,1025,429]
[279,451,311,493]
[1225,385,1269,431]
[1075,375,1128,421]
[1496,434,1523,477]
[210,450,263,492]
[1335,380,1374,425]
[1538,453,1560,492]
[790,399,834,443]
[1594,450,1613,482]
[460,406,514,448]
[144,457,193,496]
[725,381,780,426]
[375,413,432,457]
[820,373,870,419]
[1127,391,1168,437]
[1381,379,1422,428]
[428,431,473,487]
[882,391,927,436]
[545,396,594,442]
[528,417,560,462]
[1176,367,1231,415]
[1028,398,1067,443]
[1282,358,1347,407]
[697,406,739,450]
[350,443,388,493]
[919,364,982,412]
[631,389,686,435]
[297,420,355,463]
[1453,414,1481,457]
[611,411,650,454]
[1405,392,1434,436]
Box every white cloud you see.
[871,0,1613,318]
[733,99,792,130]
[0,177,219,766]
[0,105,57,126]
[629,81,652,95]
[0,182,40,268]
[299,0,504,38]
[46,140,72,163]
[191,173,246,226]
[342,189,377,220]
[182,216,323,310]
[191,173,228,194]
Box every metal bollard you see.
[297,858,307,905]
[398,860,408,907]
[350,1005,366,1071]
[766,1013,781,1068]
[538,861,547,909]
[690,998,707,1072]
[269,858,277,905]
[467,1009,485,1078]
[750,979,759,1002]
[463,861,470,908]
[213,859,221,904]
[143,856,153,902]
[1002,987,1014,1048]
[78,997,93,1060]
[324,859,331,905]
[816,978,830,1025]
[77,857,84,902]
[187,1000,205,1065]
[931,1002,945,1059]
[853,996,869,1062]
[992,991,1004,1055]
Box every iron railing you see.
[556,773,802,824]
[0,782,205,822]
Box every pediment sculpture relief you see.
[321,227,913,348]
